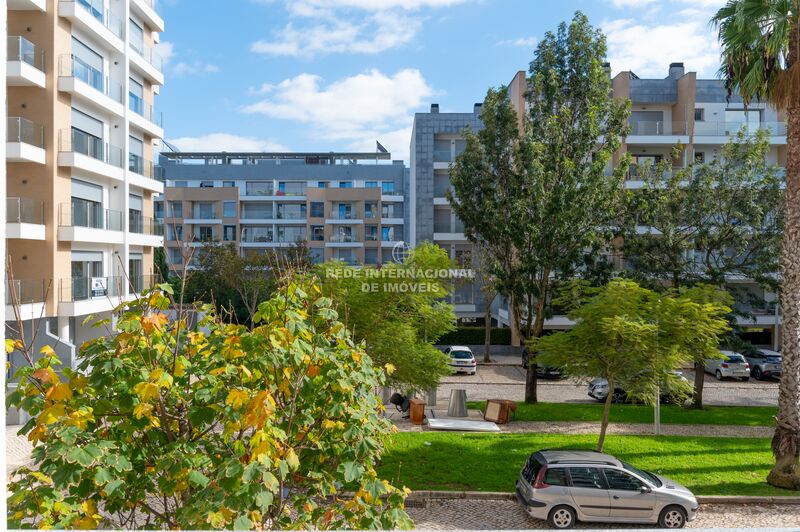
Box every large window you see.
[241,203,273,219]
[381,181,395,193]
[309,202,324,218]
[129,19,144,54]
[197,226,214,242]
[71,251,103,301]
[71,37,103,91]
[167,201,183,219]
[223,201,237,218]
[245,181,273,196]
[311,225,324,241]
[241,226,273,243]
[71,108,103,161]
[71,179,103,229]
[129,136,144,174]
[223,225,236,241]
[193,202,216,219]
[129,194,143,233]
[277,226,306,242]
[129,78,144,116]
[277,203,306,220]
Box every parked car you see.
[516,449,698,529]
[522,347,564,379]
[742,348,782,380]
[443,345,477,375]
[588,372,689,404]
[704,350,750,381]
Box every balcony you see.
[131,0,165,32]
[58,275,125,316]
[7,117,46,164]
[128,153,165,192]
[626,121,689,144]
[6,198,46,240]
[129,93,164,138]
[8,0,47,10]
[6,279,48,320]
[58,55,124,117]
[58,129,124,181]
[7,36,46,88]
[693,121,787,143]
[129,41,165,86]
[275,211,308,223]
[129,216,164,247]
[57,203,124,244]
[327,233,362,248]
[58,1,124,53]
[184,210,221,225]
[326,211,362,224]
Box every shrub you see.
[437,327,512,346]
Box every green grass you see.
[379,432,795,496]
[467,401,777,426]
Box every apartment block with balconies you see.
[5,0,166,421]
[157,151,406,271]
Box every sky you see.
[155,0,727,162]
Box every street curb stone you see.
[406,490,800,504]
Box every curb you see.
[406,491,800,505]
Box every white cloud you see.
[168,133,290,152]
[155,41,175,65]
[242,69,435,161]
[251,0,470,57]
[171,61,220,77]
[348,127,413,163]
[609,0,659,7]
[496,36,537,47]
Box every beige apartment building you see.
[5,0,165,413]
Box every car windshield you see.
[451,350,473,359]
[621,461,662,487]
[726,354,746,363]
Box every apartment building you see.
[157,151,406,270]
[410,64,786,347]
[5,0,166,417]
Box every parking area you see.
[406,499,800,529]
[435,362,779,407]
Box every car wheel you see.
[715,369,723,381]
[547,505,576,529]
[752,366,763,380]
[612,390,625,403]
[658,505,687,529]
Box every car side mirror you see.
[640,486,651,494]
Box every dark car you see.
[522,348,563,379]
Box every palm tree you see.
[712,0,800,489]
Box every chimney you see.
[430,103,439,114]
[474,102,483,114]
[668,62,685,79]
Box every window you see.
[168,247,182,265]
[223,181,235,188]
[71,37,103,90]
[381,181,395,193]
[694,108,705,121]
[318,181,328,188]
[174,181,188,188]
[310,202,325,218]
[223,225,236,241]
[543,468,569,487]
[311,225,325,241]
[223,201,237,218]
[310,248,324,264]
[129,78,144,115]
[166,224,183,241]
[193,202,215,219]
[245,181,273,196]
[129,136,144,174]
[365,225,378,241]
[337,203,353,219]
[71,108,104,161]
[129,19,144,54]
[365,181,378,188]
[567,467,605,489]
[604,469,644,491]
[129,194,143,233]
[339,181,352,188]
[154,201,164,219]
[277,203,306,220]
[365,202,378,219]
[241,203,272,219]
[198,226,214,242]
[71,179,104,229]
[694,151,705,164]
[200,181,214,188]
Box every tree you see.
[154,247,170,283]
[7,278,413,530]
[516,11,630,403]
[316,242,455,392]
[536,280,731,451]
[712,0,800,490]
[622,131,784,408]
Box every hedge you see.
[437,327,512,346]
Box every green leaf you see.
[255,490,274,512]
[94,468,113,485]
[342,461,362,483]
[261,471,279,491]
[157,282,174,295]
[188,470,210,488]
[105,479,125,496]
[233,515,253,530]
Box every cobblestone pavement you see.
[406,499,800,529]
[436,365,779,407]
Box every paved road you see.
[435,364,779,407]
[407,499,800,529]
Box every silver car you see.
[516,450,698,529]
[704,350,750,381]
[743,348,782,380]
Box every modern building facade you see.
[410,64,786,347]
[5,0,166,417]
[157,151,406,271]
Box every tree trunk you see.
[597,376,614,451]
[770,25,800,489]
[483,288,494,363]
[524,296,547,404]
[692,361,705,409]
[510,293,522,347]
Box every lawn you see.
[378,432,795,496]
[467,401,777,426]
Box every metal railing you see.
[276,210,307,220]
[628,121,688,135]
[129,154,161,179]
[6,279,47,306]
[59,275,124,302]
[7,117,44,148]
[129,93,163,126]
[67,0,124,39]
[8,36,45,71]
[59,54,124,103]
[128,274,156,295]
[693,121,787,136]
[60,129,124,168]
[129,215,163,235]
[59,203,123,231]
[7,198,44,224]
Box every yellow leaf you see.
[174,360,186,377]
[307,365,320,378]
[133,403,154,420]
[38,345,56,357]
[384,363,396,375]
[27,424,47,444]
[5,338,16,354]
[32,368,58,385]
[70,376,88,393]
[226,389,249,410]
[133,382,160,402]
[351,352,362,363]
[46,383,73,402]
[37,404,66,425]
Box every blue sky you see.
[156,0,725,161]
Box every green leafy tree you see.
[154,247,170,283]
[7,280,413,530]
[536,280,730,451]
[622,131,783,408]
[516,11,630,403]
[712,0,800,490]
[316,242,455,391]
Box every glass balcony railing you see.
[332,210,358,220]
[129,153,162,180]
[6,279,47,306]
[129,93,163,126]
[7,198,44,224]
[130,41,164,72]
[129,215,163,236]
[59,203,123,231]
[189,209,218,220]
[7,117,44,148]
[127,274,157,295]
[628,121,687,135]
[67,0,124,39]
[59,54,124,104]
[276,210,307,220]
[693,121,787,136]
[8,36,45,71]
[433,150,452,163]
[60,276,124,302]
[60,129,124,168]
[330,233,356,243]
